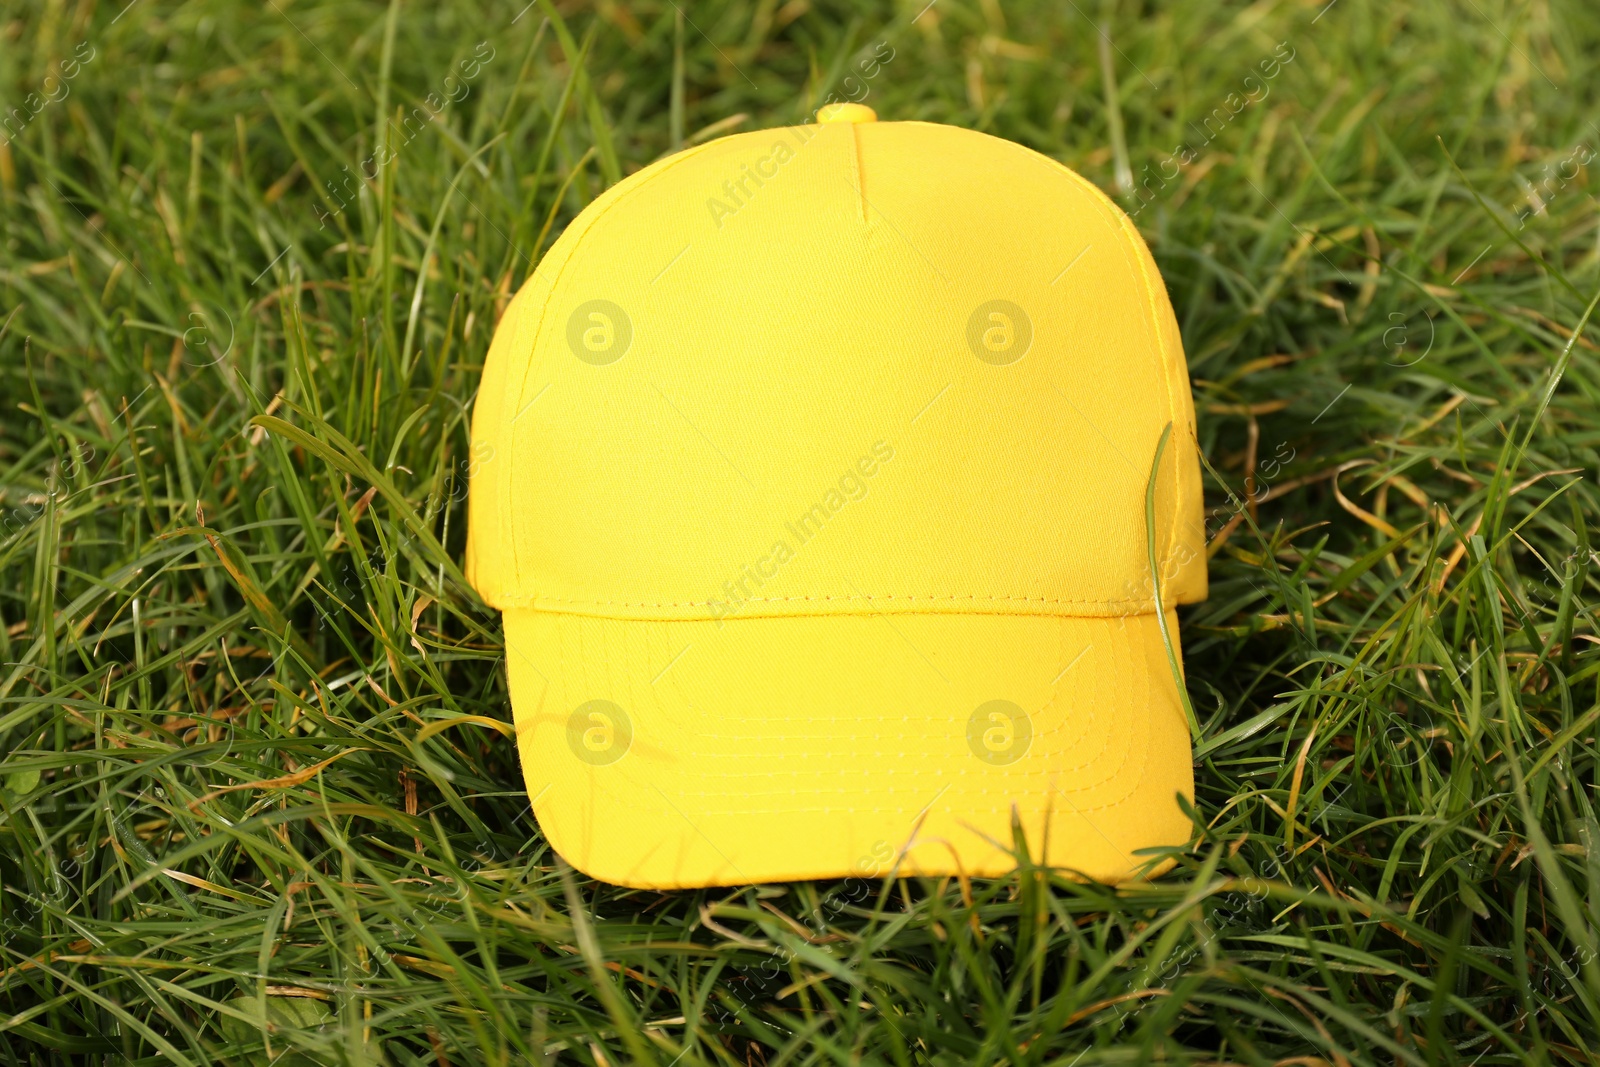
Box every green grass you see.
[2,0,1600,1062]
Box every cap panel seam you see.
[849,122,867,222]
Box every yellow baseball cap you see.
[467,103,1207,888]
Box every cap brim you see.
[503,609,1195,888]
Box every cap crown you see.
[468,120,1205,620]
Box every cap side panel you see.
[1005,137,1206,606]
[471,138,728,604]
[505,139,729,587]
[1120,219,1207,604]
[467,278,545,606]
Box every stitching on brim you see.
[1065,615,1159,814]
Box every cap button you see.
[817,102,877,125]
